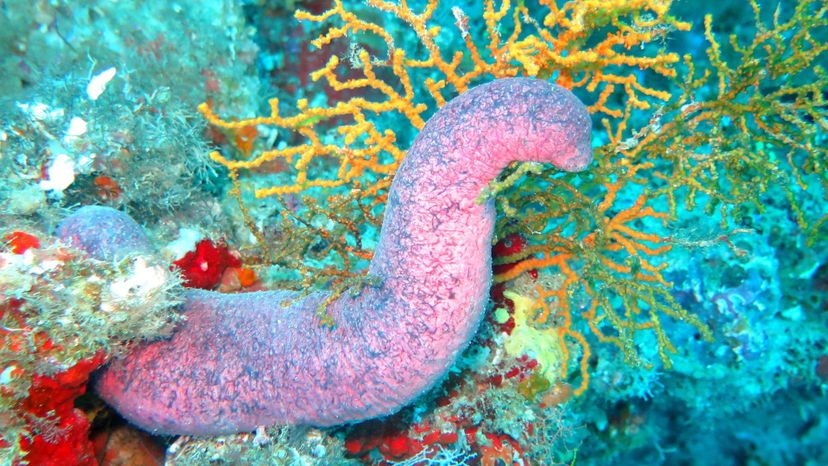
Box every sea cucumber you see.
[57,78,592,435]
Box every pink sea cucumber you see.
[57,78,592,435]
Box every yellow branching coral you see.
[615,0,828,240]
[490,0,824,388]
[202,0,689,202]
[199,0,826,396]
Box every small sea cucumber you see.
[58,78,592,435]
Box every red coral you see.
[489,233,542,334]
[18,352,106,466]
[4,231,40,254]
[492,233,538,279]
[492,233,526,275]
[489,282,516,335]
[1,235,107,464]
[343,418,427,462]
[93,175,123,201]
[463,428,524,466]
[379,431,422,460]
[20,409,96,466]
[23,353,105,418]
[343,419,385,458]
[172,239,241,289]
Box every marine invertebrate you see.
[17,353,106,466]
[172,239,242,290]
[3,231,40,254]
[58,78,592,435]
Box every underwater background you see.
[0,0,826,465]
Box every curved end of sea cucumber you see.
[56,205,153,260]
[503,78,593,173]
[443,78,593,174]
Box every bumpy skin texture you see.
[56,206,153,260]
[58,78,592,435]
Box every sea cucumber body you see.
[60,78,591,435]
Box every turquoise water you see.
[1,1,826,465]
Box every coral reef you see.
[0,0,825,464]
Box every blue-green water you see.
[1,1,826,465]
